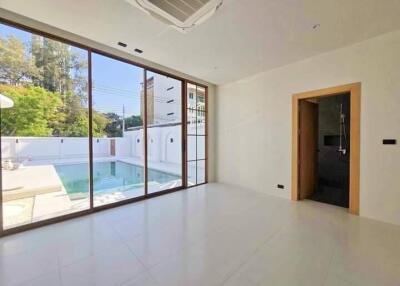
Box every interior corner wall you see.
[206,85,216,182]
[215,30,400,226]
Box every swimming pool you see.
[55,161,180,200]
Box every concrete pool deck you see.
[2,156,203,229]
[2,165,63,201]
[2,165,75,228]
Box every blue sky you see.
[92,53,143,117]
[0,23,143,117]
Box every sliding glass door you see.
[91,53,145,206]
[0,23,90,229]
[186,83,207,186]
[146,71,183,194]
[0,20,206,234]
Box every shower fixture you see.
[338,103,348,155]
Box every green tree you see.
[103,113,144,137]
[0,84,109,137]
[29,35,92,137]
[0,36,41,85]
[52,92,88,137]
[92,111,109,137]
[104,112,122,137]
[125,115,143,129]
[45,91,109,137]
[0,34,110,138]
[31,35,88,97]
[0,85,62,136]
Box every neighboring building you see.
[140,74,206,128]
[186,83,206,132]
[141,74,182,125]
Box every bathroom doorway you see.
[292,83,360,214]
[305,94,350,207]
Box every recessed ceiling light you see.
[134,48,143,54]
[118,42,127,47]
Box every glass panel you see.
[91,53,145,207]
[197,136,206,160]
[197,160,206,184]
[186,83,207,187]
[187,83,197,109]
[187,135,196,161]
[146,71,182,194]
[197,110,206,135]
[187,108,196,135]
[188,161,197,186]
[196,86,206,110]
[0,24,90,229]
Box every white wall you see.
[93,138,110,158]
[2,137,113,160]
[216,30,400,226]
[115,137,132,158]
[2,137,91,160]
[125,122,205,164]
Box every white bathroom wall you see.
[216,30,400,226]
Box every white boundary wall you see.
[1,124,204,165]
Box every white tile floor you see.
[1,183,400,286]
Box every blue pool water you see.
[55,161,180,199]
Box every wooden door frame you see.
[291,83,361,215]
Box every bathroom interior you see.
[310,93,351,208]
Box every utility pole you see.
[122,104,125,137]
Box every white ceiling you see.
[1,0,400,85]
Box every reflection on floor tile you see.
[122,271,159,286]
[1,183,400,286]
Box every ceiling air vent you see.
[126,0,223,33]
